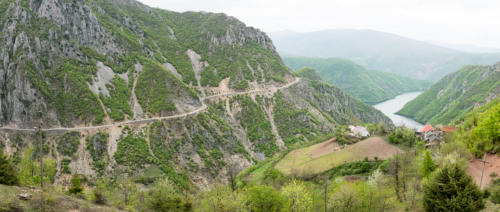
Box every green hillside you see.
[452,96,500,157]
[284,57,431,104]
[397,63,500,125]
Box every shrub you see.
[244,185,285,212]
[93,188,107,205]
[0,152,19,185]
[491,172,498,178]
[147,178,192,212]
[490,186,500,204]
[69,174,84,195]
[388,127,420,147]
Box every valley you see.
[0,0,499,211]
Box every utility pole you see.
[479,153,490,189]
[38,122,44,190]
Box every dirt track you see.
[0,78,300,133]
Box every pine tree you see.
[423,163,484,212]
[421,150,436,177]
[69,174,83,194]
[0,152,19,185]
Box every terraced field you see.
[275,136,403,177]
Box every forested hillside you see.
[453,96,500,157]
[398,62,500,125]
[285,57,431,104]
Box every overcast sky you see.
[138,0,500,49]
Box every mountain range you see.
[270,29,500,81]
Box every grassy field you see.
[275,136,403,177]
[0,184,121,212]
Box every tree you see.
[147,177,192,212]
[387,153,414,202]
[17,147,37,186]
[16,147,56,186]
[197,185,245,212]
[388,127,419,147]
[244,185,284,212]
[421,150,436,177]
[0,152,18,185]
[423,163,484,212]
[281,180,313,212]
[335,125,350,145]
[329,184,361,212]
[69,174,83,194]
[227,162,240,191]
[117,178,138,208]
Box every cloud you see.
[138,0,500,48]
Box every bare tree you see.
[227,162,240,191]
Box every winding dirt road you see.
[0,78,300,133]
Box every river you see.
[373,92,424,130]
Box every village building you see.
[419,124,457,147]
[348,125,370,138]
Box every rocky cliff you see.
[0,0,391,189]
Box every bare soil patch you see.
[468,154,500,189]
[310,138,340,159]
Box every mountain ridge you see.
[270,29,500,81]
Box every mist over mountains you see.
[270,29,500,81]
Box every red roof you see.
[420,124,435,133]
[442,126,457,133]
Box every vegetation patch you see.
[86,132,109,175]
[101,76,133,121]
[235,96,278,157]
[57,132,80,157]
[273,91,324,146]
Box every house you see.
[420,124,434,133]
[349,125,370,138]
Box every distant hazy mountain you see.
[270,29,500,81]
[428,41,500,54]
[286,57,431,104]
